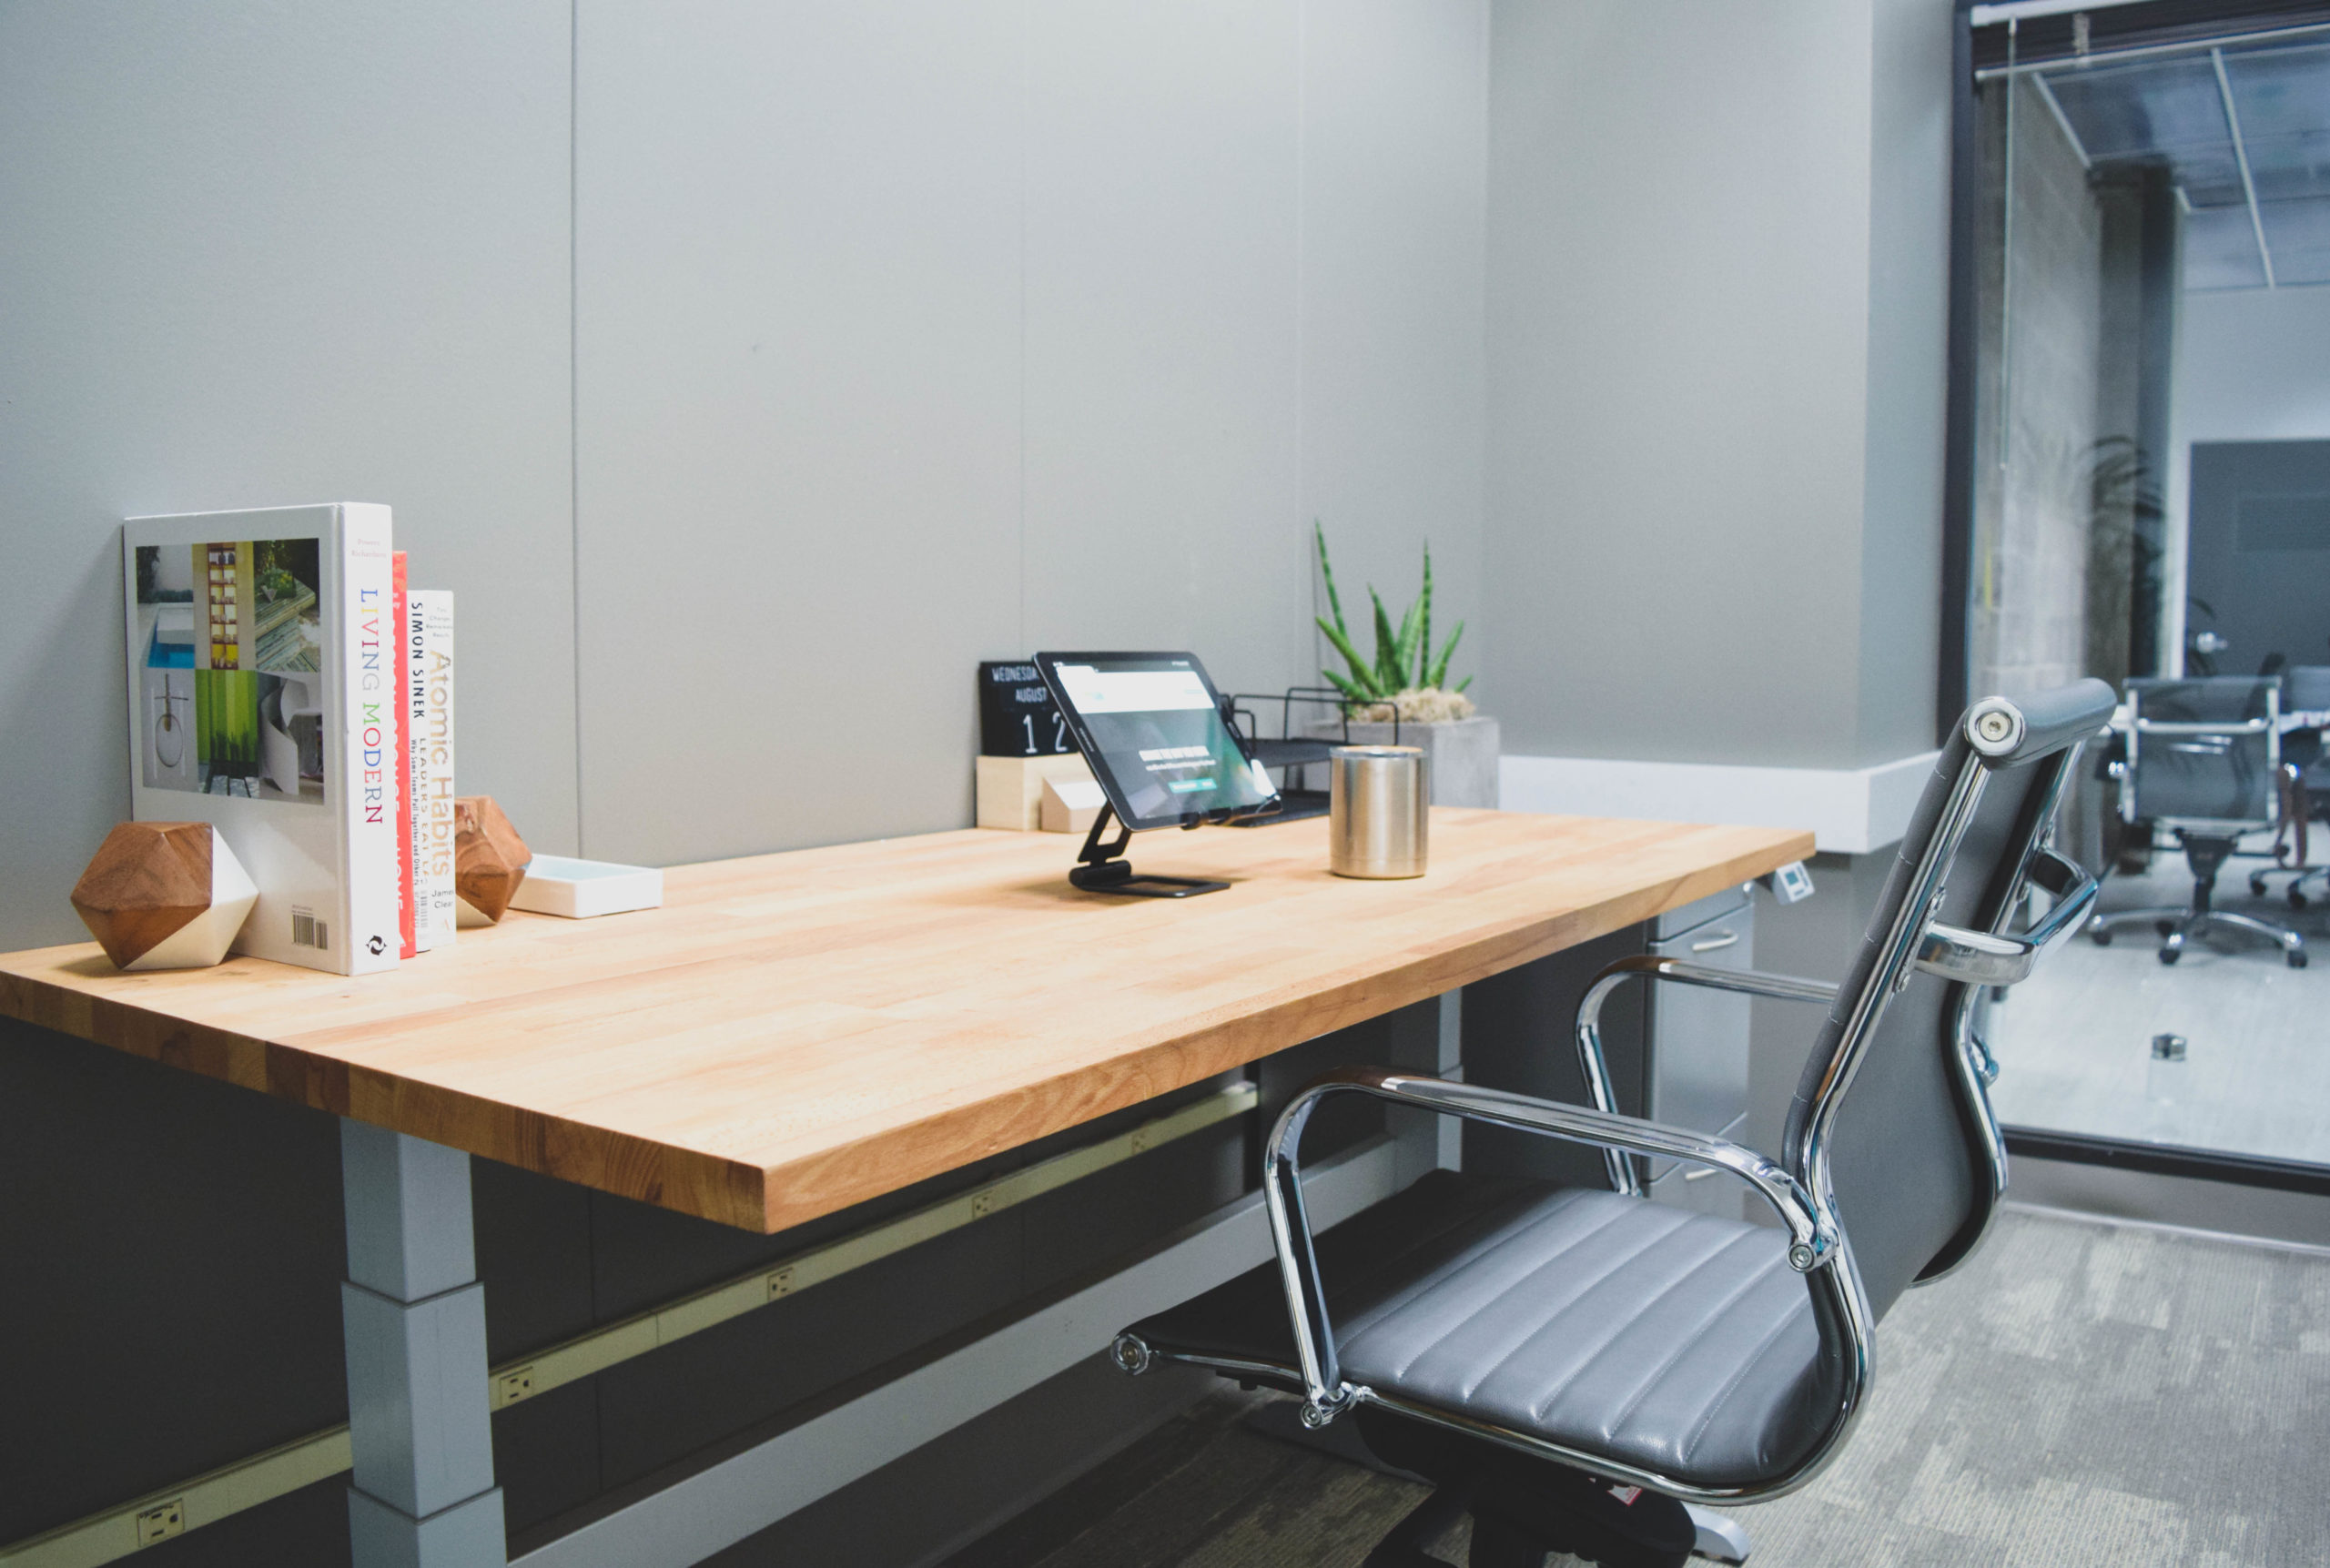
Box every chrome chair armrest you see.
[1573,956,1838,1194]
[1262,1067,1839,1424]
[1913,846,2098,986]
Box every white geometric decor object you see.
[69,821,259,971]
[1039,775,1109,834]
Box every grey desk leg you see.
[1387,990,1465,1184]
[339,1119,506,1567]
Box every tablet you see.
[1036,652,1279,831]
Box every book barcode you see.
[290,909,328,950]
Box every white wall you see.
[2166,285,2330,669]
[0,2,579,947]
[0,0,1488,943]
[1481,0,1949,772]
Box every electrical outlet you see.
[135,1499,185,1545]
[765,1267,794,1301]
[1130,1128,1152,1155]
[492,1365,536,1410]
[971,1191,996,1219]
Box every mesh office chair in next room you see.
[1109,681,2115,1568]
[2088,677,2306,968]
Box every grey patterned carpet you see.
[946,1207,2330,1567]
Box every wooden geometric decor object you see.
[453,795,531,927]
[70,822,258,971]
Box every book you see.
[123,504,401,976]
[506,855,663,919]
[393,551,415,959]
[409,590,457,950]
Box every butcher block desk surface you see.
[0,809,1810,1236]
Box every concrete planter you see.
[1303,714,1501,809]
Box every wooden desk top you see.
[0,811,1808,1233]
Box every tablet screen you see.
[1037,652,1278,830]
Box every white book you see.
[409,590,457,951]
[507,856,664,919]
[123,504,400,975]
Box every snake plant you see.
[1313,521,1470,706]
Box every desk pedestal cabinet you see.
[1640,886,1757,1216]
[1461,885,1758,1219]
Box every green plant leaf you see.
[1320,668,1368,703]
[1455,673,1473,693]
[1393,595,1423,691]
[1313,521,1350,641]
[1370,589,1405,693]
[1316,616,1383,698]
[1425,620,1464,690]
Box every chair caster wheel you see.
[2291,951,2310,970]
[2159,947,2181,966]
[2294,892,2312,911]
[2154,920,2177,938]
[2253,874,2271,896]
[2091,929,2113,946]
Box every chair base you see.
[2088,905,2306,966]
[1353,1406,1703,1568]
[1262,1398,1755,1567]
[1685,1504,1754,1563]
[2088,829,2307,967]
[2250,864,2330,910]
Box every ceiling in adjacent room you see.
[2035,35,2330,288]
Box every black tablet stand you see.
[1069,803,1228,898]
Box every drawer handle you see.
[1689,929,1740,954]
[1682,1166,1717,1181]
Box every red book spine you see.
[392,551,416,959]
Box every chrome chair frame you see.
[2092,682,2305,966]
[1181,696,2100,1508]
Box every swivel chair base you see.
[2250,864,2330,910]
[2088,832,2306,968]
[1352,1407,1717,1568]
[1261,1395,1752,1568]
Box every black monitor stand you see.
[1069,803,1229,898]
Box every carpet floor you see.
[943,1207,2330,1567]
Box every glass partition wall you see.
[1965,7,2330,1173]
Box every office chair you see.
[1112,681,2115,1568]
[2088,677,2305,967]
[2249,665,2330,909]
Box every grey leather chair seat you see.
[1130,1169,1831,1491]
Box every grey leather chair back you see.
[2124,677,2279,826]
[1781,681,2113,1322]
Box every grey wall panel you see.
[0,2,577,949]
[572,0,1488,862]
[572,0,1026,866]
[1484,0,1874,766]
[1481,0,1948,770]
[1857,0,1950,755]
[1018,0,1304,691]
[1299,0,1492,698]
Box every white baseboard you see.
[1497,750,1940,855]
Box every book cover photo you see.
[123,503,401,976]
